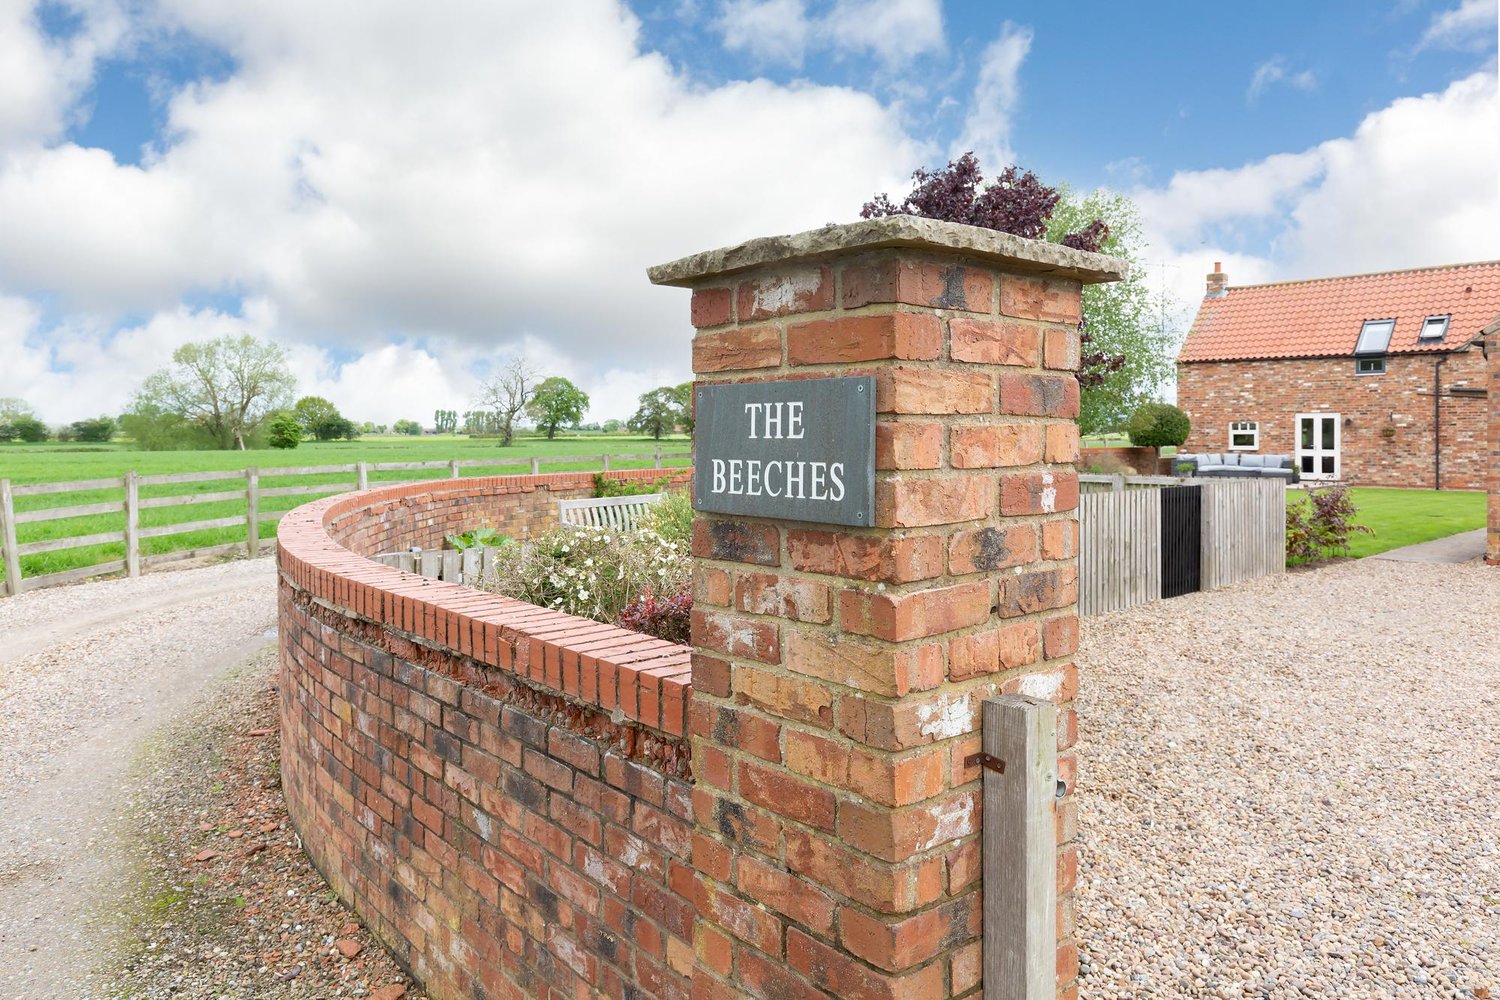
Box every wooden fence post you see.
[246,467,260,558]
[530,457,541,475]
[448,460,460,479]
[653,446,662,469]
[983,695,1058,1000]
[1110,473,1124,492]
[601,454,611,472]
[357,461,369,490]
[124,471,141,577]
[0,479,20,597]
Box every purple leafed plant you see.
[617,586,693,645]
[1286,484,1373,562]
[1077,317,1127,389]
[861,152,1108,251]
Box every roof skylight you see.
[1354,319,1394,355]
[1418,315,1449,341]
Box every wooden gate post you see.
[983,696,1057,999]
[124,470,141,577]
[0,479,20,596]
[653,217,1121,999]
[245,467,260,558]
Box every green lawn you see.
[0,434,689,588]
[1291,487,1486,560]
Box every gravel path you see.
[0,558,277,999]
[104,646,419,999]
[1077,557,1500,999]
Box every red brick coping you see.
[274,470,694,736]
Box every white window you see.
[1418,315,1450,341]
[1228,421,1259,450]
[1355,357,1386,375]
[1355,319,1394,355]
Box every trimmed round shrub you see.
[1126,402,1190,451]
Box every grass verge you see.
[1290,486,1485,560]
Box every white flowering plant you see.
[481,525,691,628]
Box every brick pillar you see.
[649,217,1124,999]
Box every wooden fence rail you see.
[1078,474,1285,617]
[0,452,689,597]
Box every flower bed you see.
[476,493,694,643]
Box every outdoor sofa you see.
[1176,453,1295,480]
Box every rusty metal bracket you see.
[965,751,1005,775]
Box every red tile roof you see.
[1179,260,1500,363]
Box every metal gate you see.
[1160,485,1201,599]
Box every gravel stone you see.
[1077,557,1499,999]
[0,557,278,998]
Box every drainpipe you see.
[1433,355,1446,490]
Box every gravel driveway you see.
[1077,557,1499,999]
[0,558,277,999]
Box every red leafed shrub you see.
[861,152,1108,251]
[617,587,692,645]
[1286,484,1373,563]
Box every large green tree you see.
[293,396,358,441]
[1046,189,1180,436]
[671,382,694,433]
[293,396,338,432]
[525,377,589,439]
[135,335,296,450]
[628,386,684,440]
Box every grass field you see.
[1291,486,1486,560]
[0,434,690,588]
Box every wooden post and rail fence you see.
[0,450,689,597]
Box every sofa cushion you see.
[1238,454,1265,468]
[1221,453,1243,467]
[1198,453,1220,467]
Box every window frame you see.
[1227,420,1259,451]
[1355,356,1387,376]
[1354,318,1395,356]
[1417,315,1450,341]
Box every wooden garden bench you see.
[557,493,665,531]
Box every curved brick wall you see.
[276,470,697,999]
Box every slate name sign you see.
[694,376,875,526]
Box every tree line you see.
[1,337,696,451]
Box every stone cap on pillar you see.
[647,215,1128,288]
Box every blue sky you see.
[635,1,1490,188]
[0,0,1495,425]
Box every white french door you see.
[1296,412,1340,480]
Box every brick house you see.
[1176,261,1500,489]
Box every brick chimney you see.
[1206,262,1228,298]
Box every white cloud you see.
[823,0,944,64]
[718,0,810,65]
[1134,70,1499,318]
[0,0,926,425]
[953,21,1031,168]
[1247,57,1317,103]
[0,0,128,147]
[1418,0,1498,51]
[716,0,942,68]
